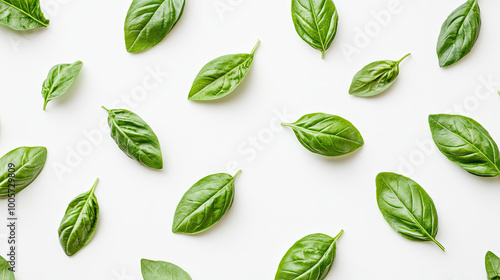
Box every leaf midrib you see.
[431,117,500,175]
[289,237,336,280]
[190,54,252,99]
[1,1,48,27]
[0,149,43,187]
[381,176,437,243]
[307,0,326,52]
[174,175,236,231]
[64,191,96,254]
[109,113,157,163]
[287,123,363,145]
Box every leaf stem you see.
[101,106,109,112]
[281,122,292,127]
[396,53,411,65]
[431,236,445,252]
[251,40,261,55]
[90,178,99,196]
[334,229,344,241]
[43,101,48,111]
[321,51,325,59]
[233,169,242,178]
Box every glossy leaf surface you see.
[275,231,343,280]
[429,114,500,177]
[172,170,241,234]
[282,113,364,157]
[376,172,444,251]
[58,179,99,256]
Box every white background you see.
[0,0,499,279]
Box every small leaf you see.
[0,0,49,31]
[42,61,83,110]
[124,0,185,53]
[429,114,500,177]
[282,113,364,157]
[291,0,338,58]
[376,172,444,251]
[275,231,343,280]
[188,40,260,101]
[141,259,191,280]
[0,146,47,198]
[436,0,480,67]
[349,53,410,97]
[172,170,241,234]
[103,107,163,169]
[0,255,14,280]
[58,178,99,256]
[486,251,500,280]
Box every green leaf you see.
[58,178,99,256]
[291,0,338,58]
[141,259,191,280]
[376,172,444,251]
[0,146,47,198]
[0,0,49,30]
[172,170,241,234]
[103,107,163,169]
[486,251,500,280]
[429,114,500,177]
[42,61,83,111]
[282,113,364,157]
[0,255,14,280]
[436,0,480,67]
[275,231,343,280]
[124,0,185,53]
[188,41,260,101]
[349,53,410,97]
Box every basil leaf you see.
[41,61,83,111]
[429,114,500,177]
[172,170,241,234]
[486,251,500,280]
[124,0,185,53]
[275,231,343,280]
[188,40,260,101]
[349,53,410,97]
[376,172,445,251]
[103,107,163,169]
[141,259,191,280]
[58,178,99,256]
[436,0,480,67]
[0,255,14,280]
[291,0,338,58]
[282,113,364,157]
[0,0,49,31]
[0,146,46,198]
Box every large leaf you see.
[376,172,444,251]
[282,113,364,157]
[103,107,163,169]
[141,259,192,280]
[349,54,410,97]
[291,0,338,58]
[172,170,241,234]
[188,41,260,101]
[429,114,500,177]
[124,0,185,53]
[42,60,83,110]
[275,231,343,280]
[0,255,14,280]
[0,146,47,198]
[436,0,480,67]
[0,0,49,30]
[486,251,500,280]
[58,179,99,256]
